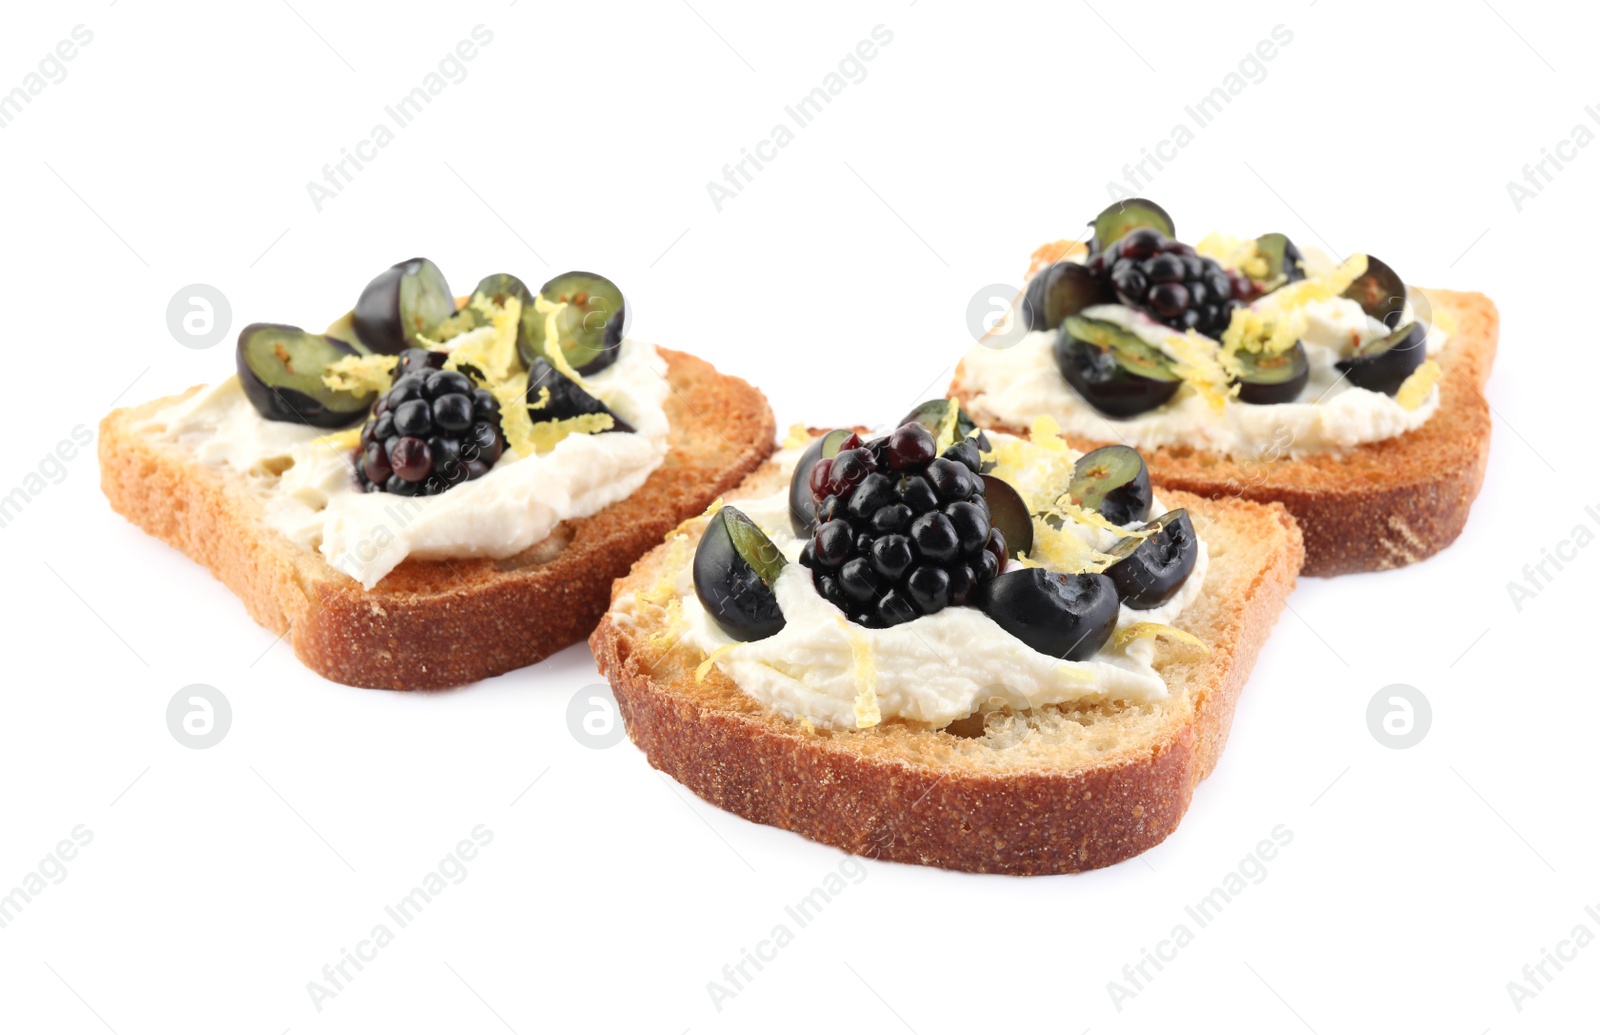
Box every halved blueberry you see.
[521,271,626,375]
[788,429,853,536]
[1234,341,1310,405]
[525,358,634,432]
[1105,509,1198,609]
[1065,445,1152,526]
[978,568,1119,660]
[1089,198,1176,254]
[1336,322,1426,396]
[1342,254,1408,327]
[352,258,456,355]
[981,474,1033,559]
[236,323,374,428]
[693,506,786,642]
[1022,262,1114,331]
[1056,316,1181,419]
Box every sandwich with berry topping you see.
[101,260,773,689]
[950,199,1497,575]
[591,400,1302,874]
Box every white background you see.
[1,0,1594,1031]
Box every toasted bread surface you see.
[951,288,1497,575]
[100,349,775,690]
[589,456,1303,874]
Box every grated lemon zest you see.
[1195,232,1267,281]
[491,372,537,456]
[641,536,691,607]
[322,353,398,396]
[1029,414,1069,453]
[1025,521,1116,574]
[835,615,880,728]
[442,293,523,385]
[532,294,593,388]
[1115,622,1209,657]
[523,413,615,454]
[1251,253,1369,325]
[695,643,738,682]
[646,597,687,650]
[782,422,812,449]
[1157,330,1237,413]
[798,715,816,734]
[1396,359,1442,412]
[312,427,362,451]
[1053,499,1156,540]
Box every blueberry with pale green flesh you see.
[1055,316,1181,419]
[1065,444,1151,526]
[789,428,854,535]
[520,271,626,375]
[1254,233,1305,288]
[898,399,993,466]
[1342,254,1407,327]
[1234,341,1310,405]
[352,258,456,355]
[1336,322,1425,396]
[1022,262,1114,331]
[981,474,1033,559]
[525,358,634,432]
[694,507,787,641]
[978,569,1119,660]
[1088,198,1176,254]
[1105,509,1198,609]
[236,323,374,428]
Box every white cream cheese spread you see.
[959,254,1449,460]
[138,340,672,588]
[629,432,1208,730]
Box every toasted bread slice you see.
[951,288,1497,576]
[100,349,774,690]
[589,455,1303,875]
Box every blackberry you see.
[800,422,1005,627]
[354,352,504,496]
[1089,227,1242,339]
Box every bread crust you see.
[99,349,775,689]
[951,288,1497,576]
[589,459,1304,875]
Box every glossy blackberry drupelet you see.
[800,422,1006,627]
[354,350,504,496]
[1087,227,1247,339]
